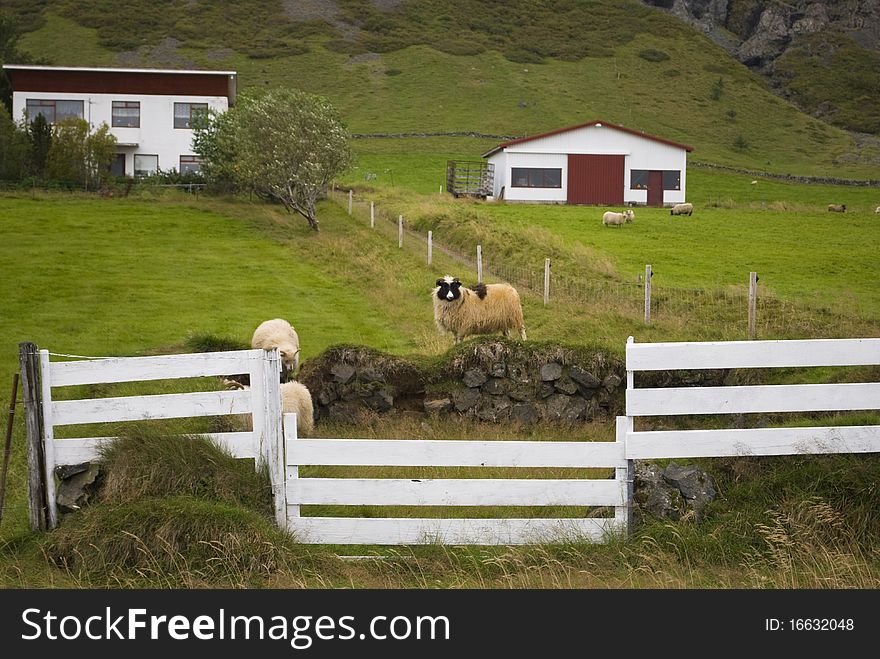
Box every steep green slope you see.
[5,2,879,177]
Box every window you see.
[662,170,681,190]
[112,101,140,128]
[630,170,649,190]
[26,99,84,124]
[174,102,208,129]
[179,155,202,174]
[134,154,158,177]
[511,167,562,188]
[109,154,126,178]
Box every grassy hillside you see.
[6,4,879,177]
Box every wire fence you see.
[332,190,878,340]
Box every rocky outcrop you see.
[634,460,717,522]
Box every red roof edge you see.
[481,119,694,157]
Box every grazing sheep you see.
[750,180,758,185]
[251,318,300,379]
[281,381,314,437]
[670,202,694,216]
[874,206,880,214]
[432,275,526,344]
[602,209,634,226]
[827,204,846,213]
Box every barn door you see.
[567,154,624,205]
[646,170,664,206]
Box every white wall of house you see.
[11,91,229,176]
[487,123,688,205]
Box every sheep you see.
[251,318,300,379]
[602,209,634,226]
[827,204,846,213]
[874,206,880,214]
[750,180,758,185]
[432,275,526,344]
[670,202,694,216]
[281,381,314,437]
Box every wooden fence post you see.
[18,342,47,531]
[370,201,375,228]
[348,190,353,215]
[398,215,403,248]
[428,230,433,266]
[0,373,20,527]
[748,271,758,340]
[477,245,483,284]
[544,258,551,306]
[644,264,652,324]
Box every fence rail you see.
[26,346,285,530]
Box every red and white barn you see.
[482,120,693,206]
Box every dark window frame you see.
[173,102,208,129]
[179,155,203,174]
[510,167,563,189]
[630,169,649,190]
[662,170,681,191]
[25,98,84,124]
[112,101,140,128]
[134,154,159,177]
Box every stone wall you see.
[299,340,627,425]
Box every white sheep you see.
[252,318,300,378]
[281,381,314,437]
[827,204,846,213]
[602,209,634,226]
[874,206,879,214]
[670,202,694,216]
[432,275,526,344]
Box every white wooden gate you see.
[283,415,630,545]
[37,348,284,529]
[619,337,880,459]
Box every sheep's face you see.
[435,276,462,302]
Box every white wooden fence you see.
[283,416,629,545]
[36,348,285,530]
[28,337,880,545]
[619,337,880,460]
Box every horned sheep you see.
[602,209,634,226]
[827,204,846,213]
[281,381,314,436]
[432,275,526,344]
[670,202,694,216]
[251,318,300,378]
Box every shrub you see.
[638,49,670,62]
[504,48,545,64]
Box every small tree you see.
[195,88,352,231]
[0,103,29,181]
[27,113,52,178]
[45,118,117,189]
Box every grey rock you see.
[602,374,622,392]
[453,387,481,411]
[482,378,505,395]
[462,368,488,388]
[507,364,530,383]
[540,362,563,381]
[554,376,578,395]
[663,462,717,517]
[56,462,90,480]
[561,397,588,421]
[330,363,356,384]
[570,366,601,389]
[358,367,384,383]
[317,384,338,406]
[476,396,511,422]
[490,362,506,377]
[507,382,534,402]
[57,463,102,514]
[424,395,453,414]
[543,394,570,420]
[539,382,556,399]
[511,402,540,424]
[365,388,394,412]
[634,461,685,521]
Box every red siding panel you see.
[566,154,624,205]
[8,69,231,98]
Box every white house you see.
[3,64,236,178]
[482,120,693,206]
